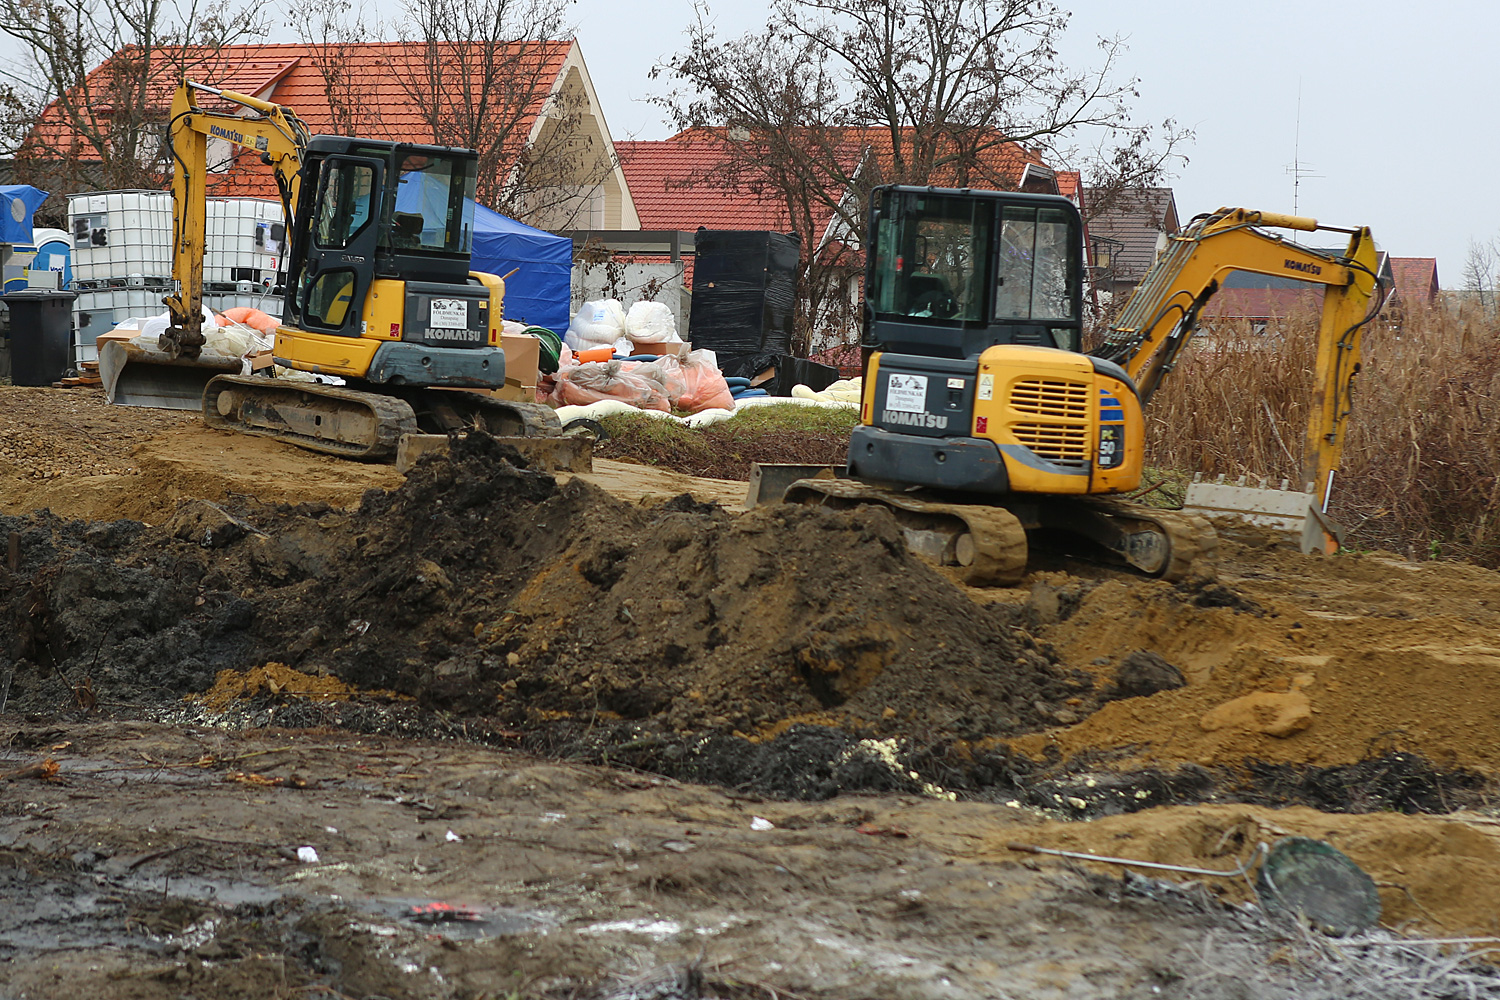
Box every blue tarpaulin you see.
[469,203,572,334]
[391,174,570,332]
[0,185,48,243]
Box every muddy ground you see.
[3,386,1500,999]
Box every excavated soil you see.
[6,386,1500,997]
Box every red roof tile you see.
[1389,257,1440,304]
[28,41,573,201]
[618,128,1056,243]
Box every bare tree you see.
[1463,238,1499,315]
[0,0,266,217]
[388,0,615,228]
[295,0,383,138]
[654,0,1189,349]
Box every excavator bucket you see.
[98,339,243,410]
[1181,474,1344,555]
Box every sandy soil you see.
[3,386,1500,999]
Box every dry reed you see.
[1143,305,1500,566]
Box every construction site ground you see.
[2,385,1499,1000]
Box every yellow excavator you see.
[100,80,560,458]
[777,185,1382,583]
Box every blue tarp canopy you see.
[0,185,48,243]
[469,202,572,334]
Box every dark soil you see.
[1,435,1081,759]
[592,406,856,481]
[3,434,1493,818]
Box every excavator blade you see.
[99,339,242,410]
[1182,475,1343,554]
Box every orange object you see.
[572,345,615,363]
[218,306,280,334]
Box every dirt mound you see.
[2,435,1083,752]
[1003,540,1500,775]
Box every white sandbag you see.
[624,300,678,343]
[565,298,626,350]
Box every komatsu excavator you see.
[778,185,1382,584]
[99,80,559,458]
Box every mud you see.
[7,386,1500,996]
[3,721,1499,1000]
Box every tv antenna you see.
[1284,83,1322,214]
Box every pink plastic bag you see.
[546,360,673,411]
[658,350,734,413]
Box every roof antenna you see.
[1284,81,1322,215]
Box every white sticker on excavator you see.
[885,373,928,413]
[430,298,468,329]
[978,373,995,401]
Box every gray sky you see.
[557,0,1490,287]
[6,1,1490,283]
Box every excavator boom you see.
[1095,207,1383,508]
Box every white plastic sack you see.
[624,300,678,344]
[565,298,626,350]
[130,307,221,353]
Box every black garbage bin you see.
[2,289,76,386]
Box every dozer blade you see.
[782,478,1029,586]
[204,375,420,460]
[1182,475,1343,555]
[99,339,243,410]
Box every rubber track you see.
[203,375,419,460]
[448,395,562,437]
[782,479,1029,586]
[1080,497,1220,582]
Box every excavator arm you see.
[161,80,310,358]
[1093,207,1384,501]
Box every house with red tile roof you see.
[616,127,1064,237]
[613,128,1075,351]
[23,40,639,230]
[1389,257,1440,307]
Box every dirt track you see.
[3,386,1500,998]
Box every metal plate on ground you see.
[1255,836,1382,935]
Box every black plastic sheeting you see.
[689,230,799,357]
[717,353,840,396]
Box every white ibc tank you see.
[66,190,172,285]
[205,198,286,288]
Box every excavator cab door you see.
[296,154,385,337]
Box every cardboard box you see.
[501,332,540,386]
[95,327,138,349]
[250,350,276,371]
[628,340,692,359]
[491,377,538,403]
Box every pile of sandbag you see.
[565,298,685,356]
[541,344,734,414]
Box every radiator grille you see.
[1010,379,1090,418]
[1013,422,1089,467]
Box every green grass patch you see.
[595,405,859,481]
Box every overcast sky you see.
[6,1,1490,284]
[550,0,1492,287]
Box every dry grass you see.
[1145,306,1500,565]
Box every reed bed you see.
[1142,306,1500,565]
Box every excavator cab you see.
[853,185,1142,499]
[865,186,1084,357]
